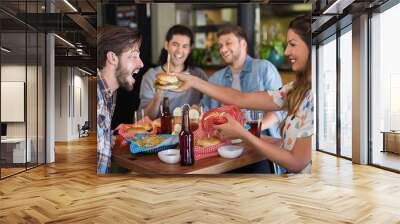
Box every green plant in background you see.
[209,42,221,65]
[260,43,271,59]
[271,39,285,55]
[269,39,286,67]
[260,40,286,68]
[192,44,221,66]
[191,48,205,66]
[259,20,290,69]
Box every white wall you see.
[54,67,89,141]
[55,66,68,141]
[151,4,176,64]
[72,71,89,138]
[312,45,317,151]
[1,65,26,139]
[0,65,40,137]
[1,64,45,164]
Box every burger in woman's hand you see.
[154,73,182,90]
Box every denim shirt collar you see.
[223,55,253,79]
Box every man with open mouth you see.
[97,26,144,174]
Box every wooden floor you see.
[372,150,400,171]
[1,163,45,178]
[1,167,26,177]
[0,135,399,223]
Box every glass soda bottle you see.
[160,97,172,134]
[179,106,194,166]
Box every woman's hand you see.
[171,72,195,92]
[213,113,246,140]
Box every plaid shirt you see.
[97,70,116,174]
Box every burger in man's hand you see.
[154,73,182,90]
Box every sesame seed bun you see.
[126,127,147,135]
[155,73,182,90]
[196,137,221,147]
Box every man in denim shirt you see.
[200,25,283,139]
[97,27,144,174]
[200,26,283,173]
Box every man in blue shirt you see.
[200,25,283,173]
[200,25,283,139]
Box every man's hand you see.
[155,88,164,98]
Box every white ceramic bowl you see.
[218,145,244,159]
[158,149,180,164]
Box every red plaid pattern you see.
[201,105,244,135]
[193,124,230,161]
[115,116,157,142]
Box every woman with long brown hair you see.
[173,15,313,173]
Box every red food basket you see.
[193,125,230,160]
[201,105,244,135]
[115,117,157,145]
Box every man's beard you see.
[222,51,240,65]
[116,62,135,91]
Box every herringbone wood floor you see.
[0,135,399,223]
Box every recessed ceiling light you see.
[78,67,92,76]
[323,0,354,15]
[1,47,11,53]
[63,0,78,12]
[54,34,75,48]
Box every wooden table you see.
[112,143,267,174]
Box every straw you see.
[134,111,137,124]
[258,112,264,128]
[141,109,145,120]
[167,53,170,74]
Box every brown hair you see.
[217,25,248,45]
[97,26,142,69]
[281,15,312,134]
[158,25,194,70]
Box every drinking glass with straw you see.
[200,106,204,119]
[133,110,137,125]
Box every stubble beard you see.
[116,62,135,91]
[222,50,241,66]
